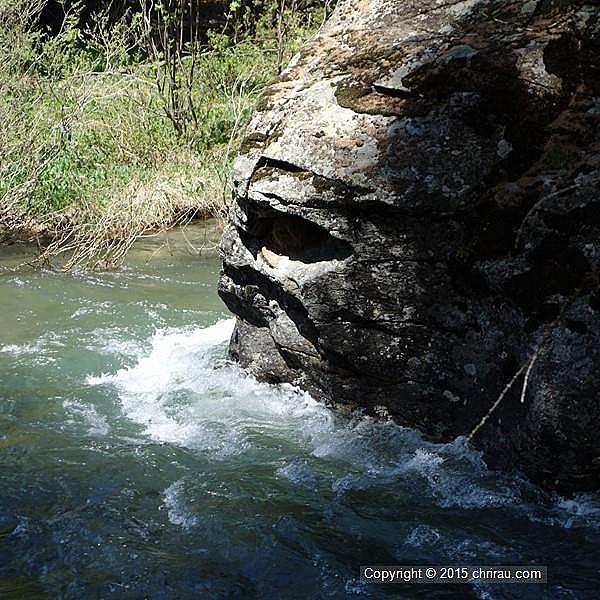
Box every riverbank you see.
[0,0,324,269]
[0,219,223,272]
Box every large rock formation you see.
[218,0,600,493]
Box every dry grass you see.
[24,155,231,270]
[0,0,325,270]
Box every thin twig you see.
[468,289,582,441]
[520,348,541,404]
[467,358,531,442]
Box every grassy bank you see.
[0,0,325,269]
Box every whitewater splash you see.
[63,399,110,437]
[86,319,333,458]
[162,479,198,530]
[86,318,600,531]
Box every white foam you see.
[1,341,45,355]
[162,479,197,529]
[87,318,235,389]
[1,332,64,364]
[550,494,600,529]
[404,524,441,547]
[70,301,114,319]
[277,459,318,488]
[86,319,335,457]
[84,329,145,359]
[8,277,27,287]
[84,318,598,522]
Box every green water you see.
[1,224,599,599]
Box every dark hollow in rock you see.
[238,204,353,265]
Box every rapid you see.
[1,225,599,599]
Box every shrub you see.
[0,0,327,268]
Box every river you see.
[1,224,599,599]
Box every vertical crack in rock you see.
[218,0,600,493]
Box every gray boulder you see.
[219,0,600,493]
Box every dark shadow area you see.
[238,202,353,264]
[38,0,229,41]
[220,261,320,350]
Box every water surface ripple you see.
[1,229,599,599]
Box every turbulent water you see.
[1,225,599,599]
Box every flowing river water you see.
[1,224,599,599]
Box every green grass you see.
[0,0,326,267]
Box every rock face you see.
[218,0,600,492]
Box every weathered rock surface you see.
[218,0,600,492]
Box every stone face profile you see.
[219,0,600,492]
